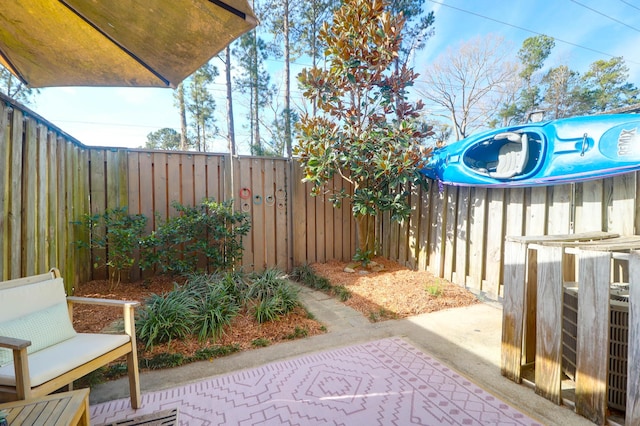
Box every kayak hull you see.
[421,114,640,188]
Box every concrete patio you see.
[90,285,593,425]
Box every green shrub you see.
[74,207,147,286]
[136,289,198,348]
[141,199,250,275]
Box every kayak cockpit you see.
[464,131,542,180]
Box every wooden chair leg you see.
[127,350,141,409]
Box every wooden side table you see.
[0,388,90,426]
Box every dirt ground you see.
[73,257,478,361]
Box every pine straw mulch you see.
[72,258,478,367]
[310,257,479,321]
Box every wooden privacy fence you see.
[2,94,640,298]
[380,174,638,299]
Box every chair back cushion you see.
[0,277,76,367]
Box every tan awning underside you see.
[0,0,257,88]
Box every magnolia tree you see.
[295,0,432,261]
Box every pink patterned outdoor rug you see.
[90,338,541,425]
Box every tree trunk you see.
[252,29,261,154]
[356,214,376,257]
[284,0,292,157]
[225,45,236,156]
[177,83,188,150]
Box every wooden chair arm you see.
[66,296,139,308]
[66,297,139,337]
[0,335,31,350]
[0,336,31,399]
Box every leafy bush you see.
[141,199,250,275]
[74,207,147,286]
[136,289,199,349]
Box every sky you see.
[29,0,640,153]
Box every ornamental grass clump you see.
[247,269,300,323]
[136,269,299,348]
[136,289,199,349]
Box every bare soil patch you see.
[72,258,478,364]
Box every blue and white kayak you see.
[420,114,640,187]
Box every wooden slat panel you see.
[152,152,168,223]
[55,137,67,282]
[138,152,154,279]
[574,180,603,233]
[36,124,48,273]
[408,182,422,270]
[206,155,222,202]
[535,245,564,405]
[322,172,341,261]
[89,150,107,280]
[166,153,181,214]
[192,154,207,203]
[501,240,527,382]
[275,160,288,269]
[180,154,195,206]
[305,181,317,264]
[626,250,640,425]
[46,133,59,272]
[263,159,277,267]
[467,187,486,290]
[388,201,400,262]
[417,184,431,272]
[79,145,91,282]
[105,150,120,210]
[609,173,635,235]
[251,158,266,272]
[22,118,37,277]
[8,109,23,279]
[315,181,326,264]
[0,104,9,280]
[526,187,547,236]
[331,175,343,262]
[381,209,391,259]
[443,185,457,280]
[237,157,254,270]
[547,184,572,235]
[524,247,538,364]
[453,186,470,286]
[504,188,525,298]
[398,210,409,267]
[64,144,77,290]
[291,163,307,266]
[428,185,446,276]
[484,188,504,298]
[126,152,142,281]
[575,250,610,424]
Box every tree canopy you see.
[295,0,433,259]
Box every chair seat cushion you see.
[0,333,130,387]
